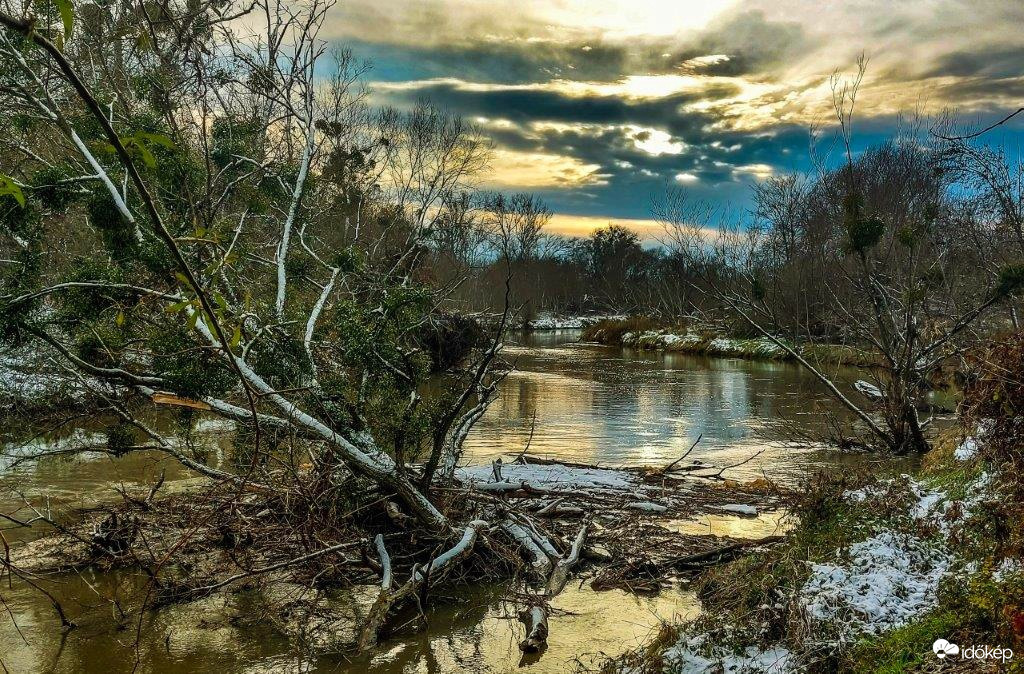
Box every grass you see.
[846,609,962,673]
[580,316,662,343]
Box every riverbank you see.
[512,312,626,331]
[607,337,1024,673]
[582,318,881,368]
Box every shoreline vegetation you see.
[553,315,882,368]
[605,334,1024,674]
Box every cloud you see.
[732,163,774,180]
[483,148,608,189]
[545,213,667,242]
[326,0,1024,228]
[328,0,740,46]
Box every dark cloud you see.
[666,11,808,80]
[348,38,636,84]
[375,81,738,132]
[333,0,1024,226]
[921,46,1024,81]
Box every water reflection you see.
[465,330,857,483]
[1,329,876,673]
[0,568,696,674]
[667,509,793,540]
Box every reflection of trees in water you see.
[465,345,859,466]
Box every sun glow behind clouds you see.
[484,149,608,189]
[630,127,685,156]
[338,0,1024,227]
[546,214,666,242]
[534,0,739,38]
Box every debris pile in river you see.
[5,452,789,659]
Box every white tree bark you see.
[275,121,316,320]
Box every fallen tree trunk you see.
[518,604,549,653]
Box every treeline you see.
[439,127,1024,342]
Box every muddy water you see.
[0,331,892,673]
[466,330,867,483]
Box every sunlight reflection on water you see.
[463,330,857,484]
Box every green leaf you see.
[165,300,190,314]
[187,308,200,331]
[173,272,192,288]
[138,132,175,150]
[0,175,25,207]
[230,325,242,350]
[53,0,73,39]
[124,138,157,168]
[115,309,125,326]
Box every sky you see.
[326,0,1024,239]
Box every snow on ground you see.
[661,474,971,672]
[802,529,950,634]
[955,437,979,461]
[0,350,89,407]
[718,504,759,516]
[618,331,786,359]
[1,353,62,403]
[626,501,668,512]
[664,635,794,673]
[456,462,636,491]
[524,313,625,330]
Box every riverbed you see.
[0,330,907,673]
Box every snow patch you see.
[954,437,978,461]
[456,462,635,491]
[719,504,759,516]
[0,351,85,405]
[709,337,735,352]
[801,530,949,634]
[626,501,668,513]
[664,635,793,673]
[525,313,625,330]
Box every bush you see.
[416,312,484,373]
[581,316,660,343]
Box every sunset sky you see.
[328,0,1024,238]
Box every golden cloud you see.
[545,214,666,240]
[483,149,608,189]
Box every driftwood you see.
[666,536,785,572]
[514,454,604,470]
[4,450,785,664]
[507,516,589,653]
[652,434,703,475]
[358,520,489,651]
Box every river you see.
[0,330,906,673]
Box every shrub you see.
[581,316,660,343]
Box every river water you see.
[0,331,900,673]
